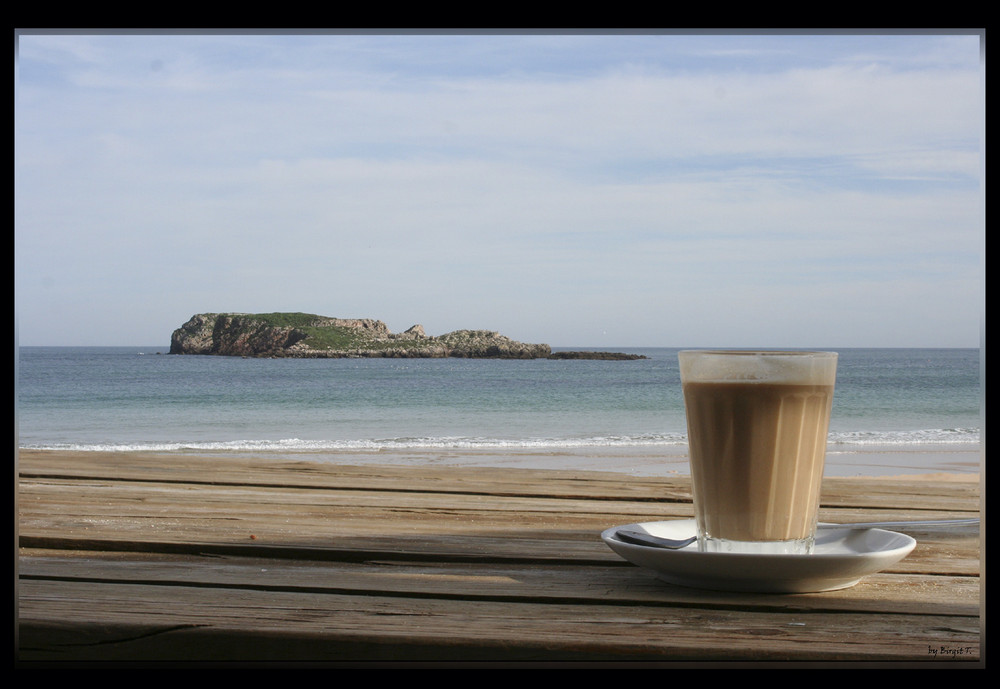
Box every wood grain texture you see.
[16,450,982,665]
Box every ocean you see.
[16,346,982,477]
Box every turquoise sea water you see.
[16,347,981,475]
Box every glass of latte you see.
[679,350,838,554]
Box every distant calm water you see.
[17,347,981,473]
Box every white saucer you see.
[601,519,916,593]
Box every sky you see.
[14,30,984,348]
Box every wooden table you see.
[16,450,982,666]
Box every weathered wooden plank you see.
[17,529,981,581]
[17,577,980,662]
[15,451,983,665]
[18,550,982,617]
[18,468,981,574]
[17,450,695,502]
[18,450,980,509]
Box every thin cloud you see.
[15,32,982,347]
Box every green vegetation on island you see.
[169,312,646,360]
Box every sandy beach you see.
[290,444,983,480]
[17,444,982,482]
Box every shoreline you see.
[16,444,982,481]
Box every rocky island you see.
[168,313,646,360]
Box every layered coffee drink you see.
[679,351,837,554]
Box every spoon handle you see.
[819,518,979,530]
[614,529,697,549]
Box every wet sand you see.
[280,444,982,480]
[17,444,981,481]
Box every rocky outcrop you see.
[169,313,312,357]
[169,313,553,359]
[547,351,648,360]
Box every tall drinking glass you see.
[679,350,838,554]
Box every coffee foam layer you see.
[679,351,838,385]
